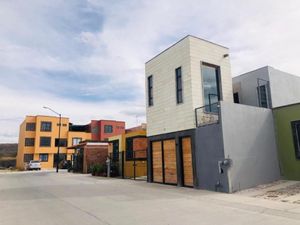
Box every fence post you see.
[133,151,136,180]
[122,151,125,179]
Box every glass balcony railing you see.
[195,102,220,127]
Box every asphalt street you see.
[0,171,299,225]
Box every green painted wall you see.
[273,104,300,180]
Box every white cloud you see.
[0,85,145,143]
[1,0,300,142]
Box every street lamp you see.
[43,106,61,173]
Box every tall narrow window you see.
[148,75,153,106]
[202,63,221,112]
[175,67,183,104]
[291,121,300,160]
[112,140,119,161]
[257,85,268,108]
[126,137,134,160]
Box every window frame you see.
[26,123,36,131]
[257,85,269,108]
[24,154,34,163]
[291,120,300,160]
[25,138,35,147]
[72,137,82,146]
[104,125,113,133]
[40,136,51,147]
[55,138,68,147]
[147,75,153,107]
[40,121,52,132]
[39,153,49,162]
[201,62,222,112]
[175,67,183,104]
[111,140,119,161]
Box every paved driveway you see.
[0,171,299,225]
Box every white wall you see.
[220,101,280,192]
[146,36,232,136]
[233,66,300,109]
[232,66,270,107]
[145,37,194,136]
[189,37,233,109]
[268,67,300,107]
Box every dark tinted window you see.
[104,125,113,133]
[40,137,51,147]
[41,122,52,131]
[126,138,133,160]
[257,85,268,108]
[55,139,67,147]
[233,92,240,103]
[291,121,300,160]
[26,123,36,131]
[176,67,183,104]
[39,154,48,162]
[24,154,33,162]
[148,75,153,106]
[112,140,119,161]
[25,138,35,147]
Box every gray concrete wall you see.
[195,124,229,192]
[268,67,300,108]
[220,101,280,192]
[232,66,270,107]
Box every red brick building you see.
[90,120,125,141]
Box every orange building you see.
[16,115,91,170]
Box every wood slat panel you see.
[152,141,163,183]
[163,139,177,184]
[182,137,193,187]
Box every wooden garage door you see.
[152,141,163,183]
[163,139,177,184]
[182,137,193,187]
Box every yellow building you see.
[16,115,91,170]
[108,124,147,178]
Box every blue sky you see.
[1,0,300,142]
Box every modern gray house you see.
[233,66,300,109]
[145,35,280,193]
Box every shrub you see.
[91,163,106,176]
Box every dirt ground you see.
[237,180,300,204]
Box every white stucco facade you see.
[145,35,233,137]
[233,66,300,108]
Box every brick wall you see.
[133,137,147,159]
[83,145,108,173]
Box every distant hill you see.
[0,143,18,168]
[0,143,18,157]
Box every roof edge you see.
[145,35,229,64]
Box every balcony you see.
[195,102,220,127]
